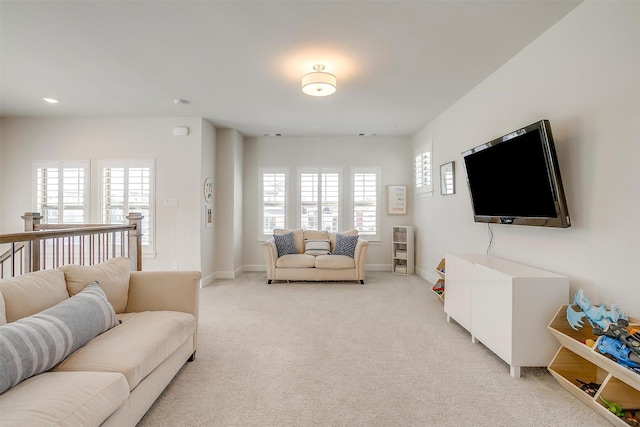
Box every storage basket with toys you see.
[548,290,639,426]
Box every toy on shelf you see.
[576,378,600,396]
[566,290,640,372]
[432,282,444,295]
[600,395,624,417]
[598,336,640,370]
[567,289,625,333]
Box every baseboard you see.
[366,264,392,272]
[215,266,244,280]
[201,272,216,287]
[214,264,402,279]
[416,267,437,284]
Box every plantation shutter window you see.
[299,168,341,232]
[261,170,287,235]
[353,171,378,236]
[101,160,154,251]
[34,161,89,224]
[415,142,433,195]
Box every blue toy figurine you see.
[566,289,625,333]
[567,290,640,371]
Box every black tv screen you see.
[461,120,571,228]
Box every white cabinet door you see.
[471,265,513,364]
[444,254,473,332]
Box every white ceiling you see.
[0,1,582,137]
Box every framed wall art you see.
[387,185,407,215]
[440,161,455,195]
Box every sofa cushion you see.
[273,232,298,257]
[275,254,316,268]
[0,269,68,323]
[274,228,304,254]
[329,229,358,251]
[0,282,118,394]
[304,239,331,256]
[60,257,130,313]
[0,371,129,427]
[0,292,6,326]
[53,310,195,390]
[315,254,356,269]
[332,234,359,258]
[303,230,329,241]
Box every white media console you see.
[444,254,569,378]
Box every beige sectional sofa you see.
[0,257,200,427]
[263,229,369,284]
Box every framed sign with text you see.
[387,185,407,215]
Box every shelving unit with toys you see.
[547,304,640,427]
[432,258,445,302]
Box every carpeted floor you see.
[137,272,609,427]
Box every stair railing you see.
[0,212,143,279]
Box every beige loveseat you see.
[264,229,369,284]
[0,257,200,427]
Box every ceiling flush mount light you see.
[302,65,336,97]
[42,97,59,104]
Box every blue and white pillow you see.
[273,232,298,257]
[0,282,117,394]
[332,234,359,258]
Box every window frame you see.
[99,159,155,255]
[297,167,342,232]
[350,166,381,241]
[414,139,434,197]
[33,160,90,224]
[259,167,288,240]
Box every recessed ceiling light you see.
[173,99,189,105]
[42,97,59,104]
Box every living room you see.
[1,1,637,315]
[1,1,639,425]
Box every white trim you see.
[99,159,156,254]
[297,166,342,231]
[350,166,381,241]
[33,159,90,224]
[414,139,434,196]
[258,167,289,240]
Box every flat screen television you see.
[461,120,571,228]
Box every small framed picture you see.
[205,205,213,228]
[440,161,455,195]
[387,185,407,215]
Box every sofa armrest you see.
[263,238,278,281]
[354,238,369,280]
[125,270,201,316]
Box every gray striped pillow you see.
[304,239,331,256]
[0,281,117,394]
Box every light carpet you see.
[137,272,609,427]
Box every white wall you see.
[413,1,640,317]
[0,117,207,273]
[200,119,216,285]
[214,128,244,278]
[242,136,414,271]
